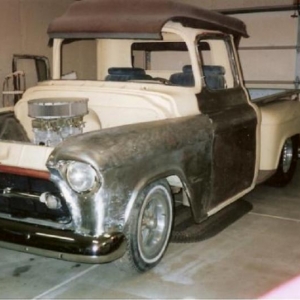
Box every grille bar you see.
[0,172,70,224]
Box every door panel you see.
[198,87,257,211]
[196,34,258,212]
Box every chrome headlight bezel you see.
[65,161,100,194]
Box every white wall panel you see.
[237,11,297,87]
[0,0,73,97]
[239,11,297,46]
[0,0,22,97]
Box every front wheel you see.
[117,180,173,272]
[267,136,298,187]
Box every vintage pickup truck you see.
[0,0,300,272]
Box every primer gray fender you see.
[47,115,213,236]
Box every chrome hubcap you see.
[282,138,293,173]
[138,186,171,262]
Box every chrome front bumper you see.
[0,218,126,263]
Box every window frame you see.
[196,33,241,91]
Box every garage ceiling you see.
[174,0,295,12]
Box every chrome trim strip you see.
[2,188,40,200]
[0,218,126,264]
[0,212,72,229]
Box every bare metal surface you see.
[47,115,213,236]
[197,87,257,210]
[47,0,248,39]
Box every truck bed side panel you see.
[259,100,300,170]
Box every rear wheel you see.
[117,180,173,272]
[267,136,298,187]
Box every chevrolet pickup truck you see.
[0,0,299,272]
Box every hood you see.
[16,80,199,137]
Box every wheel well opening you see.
[266,134,299,187]
[166,175,194,228]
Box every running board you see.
[171,199,252,243]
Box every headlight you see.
[66,162,98,193]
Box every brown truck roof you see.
[48,0,249,40]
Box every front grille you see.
[0,173,71,223]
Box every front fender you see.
[47,115,213,236]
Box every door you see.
[197,35,257,211]
[12,54,51,103]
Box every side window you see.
[197,36,239,90]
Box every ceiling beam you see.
[219,4,296,15]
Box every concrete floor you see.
[1,170,300,299]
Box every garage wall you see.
[238,11,297,88]
[0,0,74,97]
[176,0,298,88]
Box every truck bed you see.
[249,87,300,172]
[248,88,299,105]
